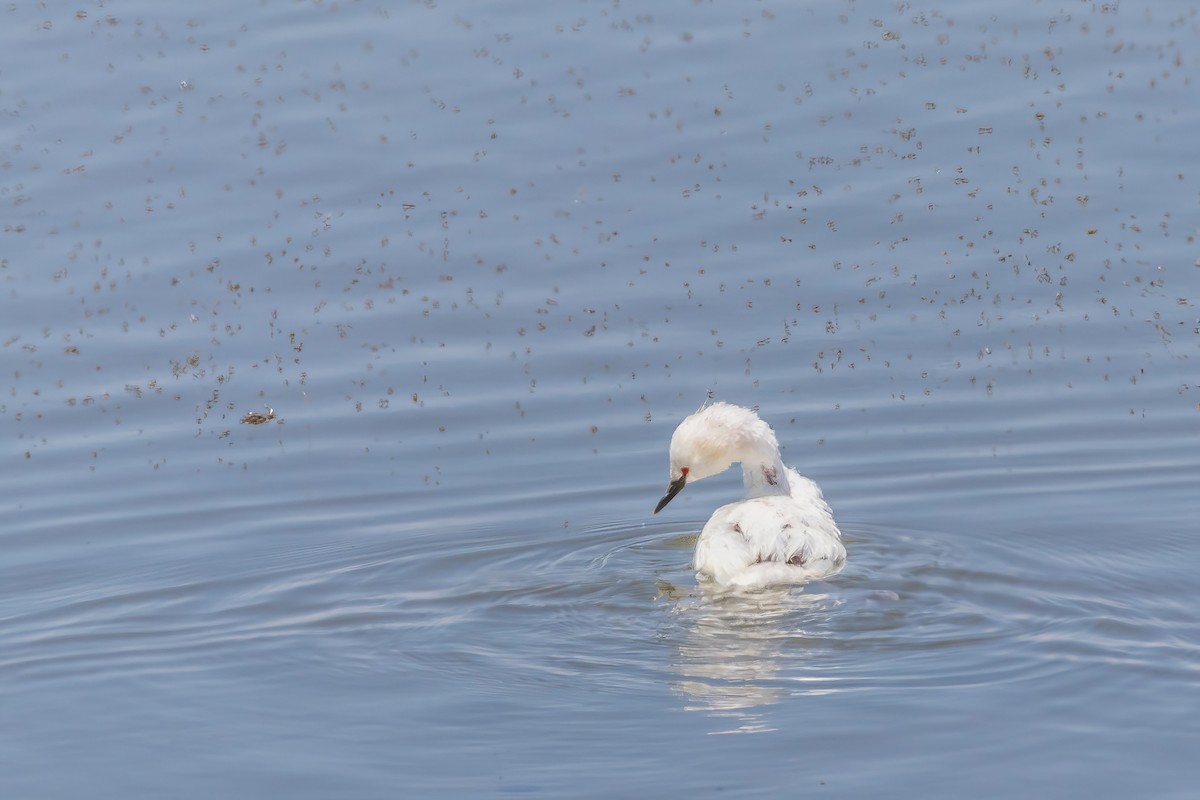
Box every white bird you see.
[653,402,845,589]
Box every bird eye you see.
[680,467,689,476]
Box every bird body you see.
[654,403,845,589]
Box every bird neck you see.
[740,453,792,499]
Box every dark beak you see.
[654,474,687,514]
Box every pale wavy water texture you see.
[3,0,1198,798]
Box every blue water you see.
[3,1,1198,797]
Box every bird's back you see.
[693,468,845,588]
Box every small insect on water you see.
[240,406,277,425]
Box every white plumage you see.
[653,402,845,588]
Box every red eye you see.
[680,466,689,476]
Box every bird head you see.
[653,403,772,513]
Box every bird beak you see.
[654,474,687,514]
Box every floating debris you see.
[240,407,277,425]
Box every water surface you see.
[3,1,1198,797]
